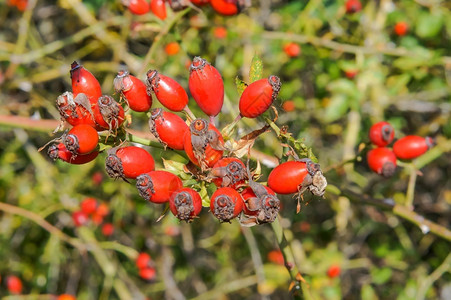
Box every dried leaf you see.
[230,125,270,158]
[249,54,263,83]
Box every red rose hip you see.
[149,108,189,150]
[56,92,95,127]
[169,187,202,222]
[267,159,327,197]
[239,75,281,118]
[393,136,434,160]
[189,57,224,117]
[211,157,247,188]
[369,121,395,147]
[48,143,99,164]
[136,171,183,203]
[123,0,150,15]
[183,118,224,170]
[146,70,189,112]
[6,275,23,295]
[70,61,102,105]
[345,0,361,14]
[105,146,155,180]
[210,187,244,222]
[114,70,152,112]
[63,124,99,155]
[93,95,125,131]
[210,0,239,16]
[150,0,167,20]
[367,147,397,177]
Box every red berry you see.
[70,61,102,105]
[169,187,202,222]
[165,42,180,56]
[327,264,341,278]
[56,92,96,127]
[283,42,301,57]
[210,187,244,222]
[210,0,239,16]
[189,57,224,117]
[268,160,327,196]
[80,197,98,215]
[57,294,76,300]
[91,171,103,185]
[63,124,99,155]
[114,70,152,112]
[136,171,183,203]
[369,121,395,147]
[48,143,99,165]
[267,250,284,265]
[344,69,358,79]
[150,0,167,20]
[393,136,434,160]
[93,95,125,131]
[139,267,156,281]
[105,146,155,180]
[213,26,227,39]
[6,275,23,295]
[136,252,151,269]
[72,210,89,227]
[191,0,209,5]
[149,108,189,150]
[146,70,189,112]
[211,157,247,189]
[183,118,224,169]
[123,0,150,15]
[239,75,281,118]
[91,212,104,225]
[345,0,361,14]
[394,21,409,36]
[101,223,115,236]
[367,147,397,177]
[7,0,28,11]
[96,203,110,217]
[282,100,295,112]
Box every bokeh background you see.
[0,0,450,299]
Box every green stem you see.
[127,131,188,160]
[405,163,417,209]
[271,218,304,299]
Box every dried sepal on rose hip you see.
[268,158,327,197]
[56,92,95,128]
[93,95,125,132]
[393,136,434,160]
[239,75,281,118]
[136,171,183,204]
[169,187,202,222]
[239,163,280,226]
[145,70,189,112]
[210,157,247,189]
[189,56,224,117]
[114,70,152,112]
[184,118,224,170]
[366,147,397,177]
[48,143,99,165]
[105,146,155,181]
[70,61,102,105]
[210,187,244,222]
[63,124,99,155]
[149,108,189,150]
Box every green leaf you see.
[249,53,263,83]
[162,158,192,180]
[235,76,247,96]
[199,181,210,207]
[324,95,349,122]
[416,12,444,38]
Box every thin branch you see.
[262,31,451,65]
[0,202,86,252]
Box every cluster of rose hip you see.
[366,121,434,177]
[72,197,114,236]
[44,57,326,225]
[123,0,246,19]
